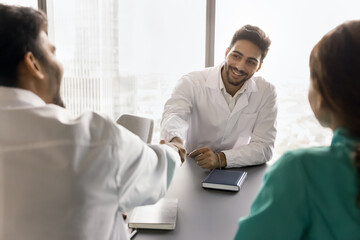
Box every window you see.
[5,0,358,158]
[0,0,37,8]
[116,0,206,140]
[215,0,360,159]
[49,0,119,118]
[48,0,206,142]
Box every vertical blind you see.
[52,0,117,118]
[51,0,206,142]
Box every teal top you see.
[234,128,360,240]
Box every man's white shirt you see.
[161,62,277,167]
[0,86,179,240]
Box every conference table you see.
[134,157,269,240]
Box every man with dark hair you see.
[0,4,183,240]
[161,25,277,169]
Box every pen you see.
[130,229,138,239]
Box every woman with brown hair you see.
[234,20,360,239]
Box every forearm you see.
[160,109,190,142]
[223,141,274,167]
[160,77,193,142]
[118,139,180,211]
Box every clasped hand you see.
[160,140,186,163]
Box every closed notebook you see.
[128,198,178,230]
[202,169,247,191]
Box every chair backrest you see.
[116,114,154,144]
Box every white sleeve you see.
[160,75,194,142]
[224,84,278,167]
[114,125,180,212]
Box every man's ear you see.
[23,52,44,80]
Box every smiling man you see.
[160,25,277,169]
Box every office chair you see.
[116,114,154,144]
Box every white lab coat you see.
[161,63,277,167]
[0,87,179,240]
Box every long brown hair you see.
[309,20,360,204]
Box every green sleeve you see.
[234,151,310,240]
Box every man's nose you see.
[234,59,246,70]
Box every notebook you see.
[128,198,178,230]
[202,169,247,191]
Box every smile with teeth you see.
[231,67,246,77]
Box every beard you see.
[52,93,65,108]
[42,59,66,108]
[224,62,253,87]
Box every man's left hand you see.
[189,147,219,169]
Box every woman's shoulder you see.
[275,146,331,166]
[268,146,333,178]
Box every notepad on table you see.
[128,198,178,230]
[202,169,247,191]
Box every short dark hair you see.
[229,25,271,62]
[0,4,48,87]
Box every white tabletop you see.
[134,157,268,240]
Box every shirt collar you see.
[332,127,359,148]
[219,72,248,98]
[0,86,46,109]
[218,62,258,94]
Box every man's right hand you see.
[160,137,186,163]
